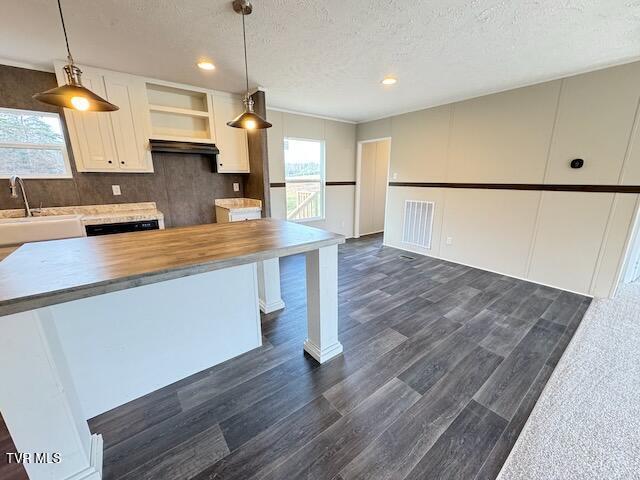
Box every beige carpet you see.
[498,283,640,479]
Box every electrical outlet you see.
[446,236,453,246]
[233,182,240,192]
[392,172,398,180]
[112,185,121,196]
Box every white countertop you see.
[215,198,262,212]
[0,202,164,227]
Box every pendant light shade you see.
[34,64,118,112]
[227,0,270,130]
[227,94,272,129]
[33,0,118,112]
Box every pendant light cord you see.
[57,0,73,63]
[242,9,249,94]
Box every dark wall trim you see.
[326,181,356,186]
[388,182,640,194]
[270,181,356,188]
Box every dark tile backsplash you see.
[0,64,248,227]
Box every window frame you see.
[0,106,73,179]
[283,136,326,223]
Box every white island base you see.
[0,244,342,480]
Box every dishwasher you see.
[85,220,160,236]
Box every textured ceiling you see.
[1,0,640,122]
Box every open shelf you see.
[146,83,209,111]
[149,111,212,140]
[149,134,216,144]
[146,82,214,143]
[148,104,210,118]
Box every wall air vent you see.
[402,200,434,249]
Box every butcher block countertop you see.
[0,245,20,261]
[0,218,344,317]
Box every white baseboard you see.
[383,241,593,298]
[259,298,285,314]
[303,340,343,363]
[358,230,384,237]
[64,434,103,480]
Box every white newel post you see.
[0,309,102,480]
[304,244,343,363]
[257,258,285,313]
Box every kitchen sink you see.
[0,215,85,247]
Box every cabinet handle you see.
[108,160,113,164]
[120,161,125,165]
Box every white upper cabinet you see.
[55,65,250,174]
[103,73,152,172]
[212,93,250,173]
[54,63,153,173]
[55,64,118,171]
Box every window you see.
[284,138,325,221]
[0,107,71,178]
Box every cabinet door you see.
[213,94,250,173]
[229,211,261,221]
[103,74,153,172]
[56,65,118,171]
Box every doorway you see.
[622,205,640,285]
[355,138,391,237]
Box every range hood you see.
[149,139,220,156]
[149,139,220,172]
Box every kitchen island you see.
[0,219,344,480]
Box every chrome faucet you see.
[9,175,32,217]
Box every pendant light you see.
[33,0,118,112]
[227,0,271,130]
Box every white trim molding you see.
[64,434,103,480]
[0,58,55,73]
[355,137,392,238]
[267,106,357,124]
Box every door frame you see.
[354,137,392,238]
[619,196,640,286]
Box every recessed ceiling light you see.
[381,77,397,85]
[197,60,216,71]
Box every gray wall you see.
[356,61,640,297]
[0,64,246,227]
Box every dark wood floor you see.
[0,234,591,480]
[0,413,28,480]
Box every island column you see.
[304,244,343,362]
[257,258,285,313]
[0,309,102,480]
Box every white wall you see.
[52,264,261,418]
[267,110,356,237]
[357,61,640,297]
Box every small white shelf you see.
[149,134,216,144]
[146,83,209,111]
[145,82,215,144]
[148,104,210,118]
